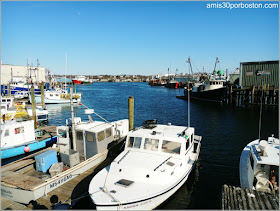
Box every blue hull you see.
[1,136,57,160]
[1,85,41,95]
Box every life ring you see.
[15,129,18,134]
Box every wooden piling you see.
[74,83,76,94]
[31,86,37,129]
[7,84,11,96]
[70,87,77,151]
[128,96,134,131]
[251,86,255,104]
[40,84,45,109]
[230,85,233,104]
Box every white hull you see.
[239,136,279,193]
[1,149,108,204]
[96,160,198,210]
[89,127,201,210]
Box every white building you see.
[1,64,47,84]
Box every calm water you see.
[7,82,279,209]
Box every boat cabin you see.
[125,122,195,157]
[1,120,35,148]
[56,117,127,161]
[1,96,14,108]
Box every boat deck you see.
[1,137,126,210]
[222,184,279,210]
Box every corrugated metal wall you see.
[240,61,279,88]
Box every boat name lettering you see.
[49,174,72,189]
[123,200,151,209]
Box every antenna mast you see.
[65,53,67,89]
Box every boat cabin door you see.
[57,126,70,153]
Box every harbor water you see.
[5,82,279,209]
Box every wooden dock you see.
[1,198,31,210]
[222,184,279,210]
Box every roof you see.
[128,124,194,142]
[240,60,279,65]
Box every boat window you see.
[1,129,9,137]
[105,128,112,138]
[58,129,67,138]
[162,140,181,154]
[76,131,83,140]
[15,127,24,134]
[50,94,53,96]
[86,132,95,142]
[97,131,105,142]
[55,94,59,97]
[186,139,189,151]
[144,138,159,151]
[128,137,142,148]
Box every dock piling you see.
[31,86,37,129]
[40,84,45,109]
[128,96,134,131]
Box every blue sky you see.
[1,1,279,75]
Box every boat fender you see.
[24,145,31,152]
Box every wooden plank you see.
[1,198,31,210]
[1,159,35,173]
[2,171,43,190]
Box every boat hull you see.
[1,85,41,95]
[1,149,108,204]
[72,80,82,84]
[185,86,227,102]
[239,140,259,190]
[92,139,201,210]
[32,95,81,104]
[1,136,57,159]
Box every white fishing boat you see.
[1,103,129,204]
[1,119,57,159]
[88,119,202,210]
[30,88,82,104]
[14,90,29,99]
[239,136,279,194]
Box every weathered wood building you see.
[239,60,279,88]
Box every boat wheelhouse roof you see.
[75,120,113,132]
[129,124,194,142]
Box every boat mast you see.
[214,57,219,72]
[65,53,67,90]
[186,57,192,128]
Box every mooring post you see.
[31,86,37,129]
[230,85,233,104]
[251,86,255,104]
[40,84,45,109]
[7,83,11,97]
[128,96,134,131]
[74,83,76,94]
[70,87,77,151]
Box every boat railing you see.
[154,156,172,171]
[117,150,130,164]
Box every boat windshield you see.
[144,138,159,151]
[162,140,181,154]
[128,137,142,149]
